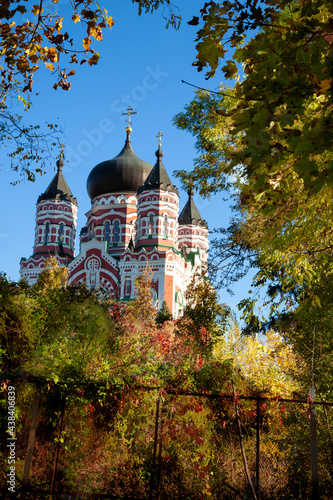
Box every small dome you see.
[38,157,77,206]
[87,132,153,200]
[178,189,208,228]
[138,146,179,195]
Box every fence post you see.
[149,397,160,500]
[51,396,66,495]
[232,381,257,500]
[156,401,166,500]
[256,398,260,499]
[22,390,41,499]
[309,387,319,498]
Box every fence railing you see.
[1,378,333,499]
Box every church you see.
[20,113,209,317]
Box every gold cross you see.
[156,131,164,148]
[122,106,137,128]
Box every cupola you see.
[37,158,78,206]
[86,129,153,200]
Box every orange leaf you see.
[45,62,54,71]
[88,53,100,66]
[90,26,103,41]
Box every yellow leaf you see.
[72,14,80,23]
[45,62,54,71]
[47,47,58,62]
[90,26,103,41]
[55,17,63,32]
[319,78,332,93]
[82,37,91,51]
[106,15,114,28]
[31,5,43,15]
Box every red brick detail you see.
[99,270,118,291]
[164,275,174,313]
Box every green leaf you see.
[221,60,238,80]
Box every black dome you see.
[87,132,153,200]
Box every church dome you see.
[86,131,153,200]
[38,158,78,206]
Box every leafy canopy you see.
[185,0,333,201]
[174,0,333,342]
[0,0,179,181]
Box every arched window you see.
[125,279,131,297]
[44,222,49,243]
[58,223,64,242]
[163,215,168,235]
[114,221,120,243]
[105,221,110,242]
[149,214,154,235]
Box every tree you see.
[174,85,333,318]
[176,272,231,352]
[0,0,179,181]
[155,300,173,324]
[174,1,333,425]
[186,0,333,200]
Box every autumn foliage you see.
[0,260,332,498]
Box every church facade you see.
[20,124,208,317]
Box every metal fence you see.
[1,381,333,499]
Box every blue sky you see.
[0,0,254,314]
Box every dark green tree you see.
[155,300,173,324]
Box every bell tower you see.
[178,189,209,265]
[136,133,179,251]
[20,157,78,285]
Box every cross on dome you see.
[57,143,65,172]
[156,131,164,148]
[122,106,137,133]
